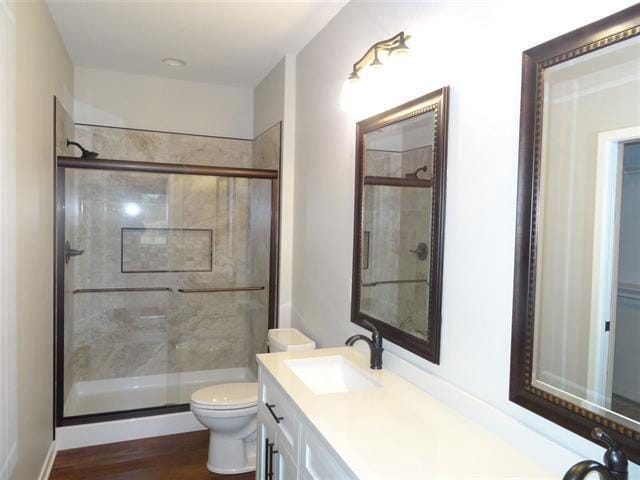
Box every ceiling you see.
[47,0,347,88]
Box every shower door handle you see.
[64,241,85,264]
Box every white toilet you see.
[190,328,315,474]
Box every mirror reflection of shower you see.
[405,165,428,179]
[360,111,435,340]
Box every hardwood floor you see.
[50,431,256,480]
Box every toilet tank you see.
[267,328,316,352]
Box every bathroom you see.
[1,0,639,479]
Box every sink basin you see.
[284,355,382,395]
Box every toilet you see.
[190,328,315,474]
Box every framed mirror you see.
[351,88,449,363]
[510,5,640,461]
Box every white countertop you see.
[257,347,554,479]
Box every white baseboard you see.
[56,411,205,450]
[37,442,56,480]
[0,443,17,480]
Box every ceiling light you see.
[162,57,187,67]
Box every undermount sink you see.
[284,355,382,395]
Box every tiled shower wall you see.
[248,123,280,374]
[63,123,280,392]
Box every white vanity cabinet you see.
[257,367,356,480]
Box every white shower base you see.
[57,367,256,449]
[65,367,255,416]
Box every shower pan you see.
[54,156,279,426]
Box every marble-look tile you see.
[74,125,252,168]
[360,155,434,337]
[252,124,281,170]
[65,124,277,384]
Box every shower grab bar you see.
[73,287,173,294]
[177,286,265,293]
[618,283,640,301]
[362,279,429,287]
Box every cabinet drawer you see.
[260,371,300,460]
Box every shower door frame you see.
[54,156,280,427]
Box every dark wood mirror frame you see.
[510,4,640,462]
[351,87,449,363]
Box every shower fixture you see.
[66,139,99,159]
[398,317,414,330]
[410,242,428,261]
[346,31,410,83]
[405,165,428,179]
[64,241,84,264]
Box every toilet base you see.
[206,429,256,474]
[206,457,256,475]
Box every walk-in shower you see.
[53,115,281,426]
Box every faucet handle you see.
[360,318,376,331]
[592,428,628,475]
[360,319,382,345]
[360,319,380,338]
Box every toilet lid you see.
[191,382,258,409]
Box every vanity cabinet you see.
[257,367,356,480]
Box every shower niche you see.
[54,118,281,425]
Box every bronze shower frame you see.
[54,155,281,427]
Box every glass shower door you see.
[60,167,274,419]
[62,168,178,417]
[170,175,272,404]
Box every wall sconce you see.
[341,31,411,114]
[347,31,410,83]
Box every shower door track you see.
[54,156,281,427]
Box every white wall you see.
[0,1,16,478]
[254,58,285,137]
[75,66,253,139]
[291,0,639,475]
[14,1,74,479]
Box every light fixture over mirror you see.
[341,32,411,114]
[347,31,410,82]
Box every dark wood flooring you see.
[50,431,255,480]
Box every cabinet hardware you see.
[265,402,284,424]
[265,439,275,479]
[263,437,270,480]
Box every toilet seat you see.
[191,382,258,411]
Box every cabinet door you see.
[258,419,277,480]
[272,442,298,480]
[300,428,356,480]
